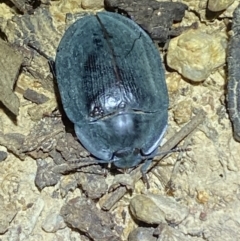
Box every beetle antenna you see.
[27,41,56,79]
[154,147,191,157]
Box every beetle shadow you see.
[49,61,76,135]
[0,102,18,123]
[205,8,225,21]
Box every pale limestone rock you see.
[0,198,17,234]
[208,0,234,12]
[128,227,156,241]
[42,211,66,233]
[173,100,192,124]
[130,194,165,224]
[0,39,23,115]
[167,29,227,82]
[81,0,104,9]
[130,194,189,225]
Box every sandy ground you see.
[0,0,240,240]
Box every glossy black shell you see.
[55,12,168,168]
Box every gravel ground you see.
[0,0,240,240]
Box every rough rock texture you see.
[0,39,23,115]
[208,0,234,12]
[105,0,188,42]
[128,227,156,241]
[167,28,227,82]
[2,8,60,58]
[130,194,189,224]
[0,1,239,241]
[61,196,120,241]
[227,3,240,142]
[82,0,104,9]
[23,88,49,104]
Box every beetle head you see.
[114,148,143,168]
[103,111,154,169]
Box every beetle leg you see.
[141,159,153,189]
[48,58,57,80]
[27,41,57,80]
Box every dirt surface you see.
[0,0,240,240]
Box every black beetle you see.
[55,12,168,169]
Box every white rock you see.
[81,0,104,9]
[42,211,66,233]
[130,193,189,225]
[208,0,234,12]
[167,29,227,82]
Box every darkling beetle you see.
[55,12,169,171]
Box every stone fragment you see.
[21,117,64,154]
[35,159,61,190]
[59,174,78,198]
[42,211,66,233]
[27,98,58,121]
[130,194,189,225]
[0,150,8,161]
[81,0,104,9]
[61,196,120,240]
[0,132,25,158]
[128,227,157,241]
[0,38,23,115]
[173,100,192,124]
[167,29,227,82]
[3,8,60,58]
[227,3,240,141]
[1,8,60,92]
[155,223,198,241]
[208,0,234,12]
[9,0,41,13]
[105,0,187,43]
[76,172,108,199]
[23,88,49,104]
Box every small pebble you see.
[208,0,234,12]
[128,227,156,241]
[59,175,78,198]
[76,172,108,199]
[130,194,189,225]
[23,88,49,104]
[0,150,8,161]
[81,0,104,9]
[60,196,120,241]
[173,100,192,124]
[167,29,227,82]
[42,212,66,233]
[166,72,181,93]
[130,195,165,224]
[227,3,240,142]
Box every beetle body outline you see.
[55,12,168,168]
